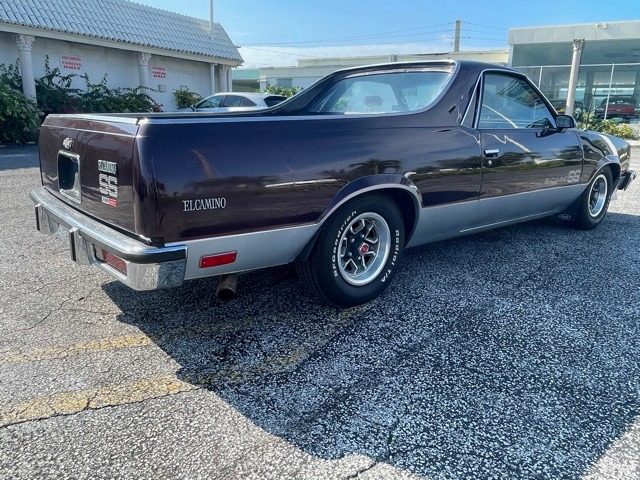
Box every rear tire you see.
[297,195,405,307]
[573,167,612,230]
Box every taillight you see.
[95,247,127,274]
[199,251,237,268]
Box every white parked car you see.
[180,92,287,112]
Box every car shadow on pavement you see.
[0,145,40,171]
[105,213,640,479]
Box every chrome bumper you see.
[618,170,636,191]
[30,187,187,290]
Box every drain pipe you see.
[216,274,238,300]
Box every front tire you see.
[297,195,405,307]
[573,167,613,230]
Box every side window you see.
[198,95,224,108]
[306,71,452,115]
[222,95,243,107]
[240,97,258,107]
[478,73,555,129]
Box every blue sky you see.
[136,0,640,67]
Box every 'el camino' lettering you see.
[98,160,118,175]
[183,198,227,211]
[545,169,581,186]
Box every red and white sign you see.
[61,55,82,70]
[152,66,167,79]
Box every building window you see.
[276,78,293,88]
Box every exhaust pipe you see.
[216,274,238,300]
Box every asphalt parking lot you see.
[1,145,639,479]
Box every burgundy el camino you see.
[31,61,636,306]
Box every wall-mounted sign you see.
[61,55,82,70]
[152,66,167,79]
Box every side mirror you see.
[556,114,576,130]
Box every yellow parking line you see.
[184,308,360,386]
[0,334,154,365]
[0,318,254,366]
[1,309,362,427]
[0,376,197,428]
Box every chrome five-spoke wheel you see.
[588,173,608,218]
[572,167,612,230]
[338,212,391,286]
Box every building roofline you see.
[509,19,640,32]
[0,22,241,65]
[0,0,242,64]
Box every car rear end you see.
[31,114,187,290]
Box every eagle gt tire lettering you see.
[298,194,405,307]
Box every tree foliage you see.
[580,119,638,140]
[0,58,163,143]
[0,82,40,145]
[264,84,300,98]
[173,87,202,109]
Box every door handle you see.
[484,148,500,157]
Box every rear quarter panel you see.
[137,114,482,243]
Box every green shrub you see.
[35,60,81,115]
[78,74,161,113]
[173,87,202,109]
[0,82,40,145]
[580,119,638,140]
[264,84,300,98]
[0,61,22,90]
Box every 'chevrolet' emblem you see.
[63,137,74,150]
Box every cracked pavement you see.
[0,145,639,479]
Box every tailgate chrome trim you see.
[30,187,187,290]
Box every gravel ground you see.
[0,145,639,479]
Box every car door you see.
[476,72,583,224]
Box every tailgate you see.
[38,114,141,236]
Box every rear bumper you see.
[617,170,636,191]
[30,187,187,290]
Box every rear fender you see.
[296,175,422,262]
[560,158,620,221]
[594,156,621,187]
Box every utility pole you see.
[453,20,461,52]
[209,0,214,39]
[566,39,586,117]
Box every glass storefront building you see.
[509,21,640,123]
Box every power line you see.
[242,22,455,46]
[239,20,508,52]
[461,28,508,37]
[461,37,508,42]
[462,21,508,31]
[239,46,321,58]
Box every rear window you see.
[306,70,452,115]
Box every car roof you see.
[207,92,282,100]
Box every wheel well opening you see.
[380,189,418,246]
[606,163,620,186]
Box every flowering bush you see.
[0,82,40,144]
[0,58,162,143]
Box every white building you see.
[509,20,640,119]
[0,0,242,111]
[233,50,509,92]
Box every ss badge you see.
[98,160,118,207]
